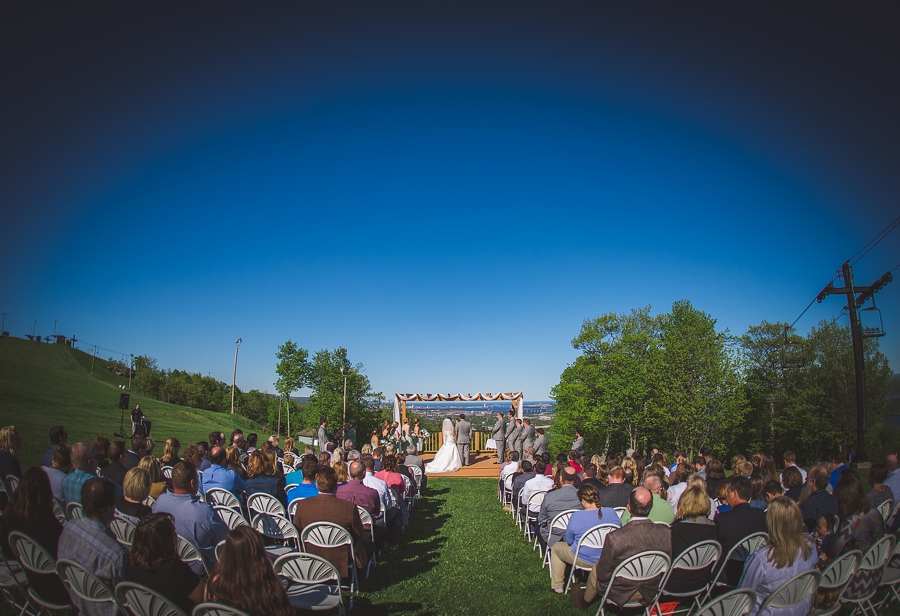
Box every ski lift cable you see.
[848,215,900,266]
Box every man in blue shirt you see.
[64,442,100,505]
[154,461,229,575]
[829,452,847,489]
[286,455,320,503]
[200,446,245,499]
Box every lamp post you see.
[128,354,134,391]
[340,366,353,434]
[231,338,242,415]
[1,313,6,336]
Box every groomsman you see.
[521,418,535,457]
[491,412,506,464]
[504,410,517,454]
[533,428,549,456]
[571,429,585,453]
[508,419,523,460]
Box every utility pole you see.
[817,262,893,462]
[231,338,242,414]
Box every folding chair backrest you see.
[213,505,248,531]
[143,495,156,508]
[401,475,412,498]
[575,523,619,553]
[274,552,341,585]
[410,466,423,486]
[8,531,56,574]
[251,512,299,547]
[819,549,861,592]
[694,588,756,616]
[844,534,896,602]
[176,535,209,576]
[613,507,627,521]
[859,534,895,572]
[161,467,173,481]
[757,569,820,613]
[192,602,251,616]
[116,581,188,616]
[52,498,66,524]
[57,558,117,608]
[357,506,374,530]
[284,484,299,494]
[66,501,84,520]
[301,521,351,551]
[614,550,671,582]
[877,499,894,523]
[6,476,18,493]
[526,490,548,512]
[205,488,241,511]
[109,516,138,548]
[247,493,286,518]
[288,498,303,518]
[549,509,578,534]
[728,532,769,563]
[662,539,721,594]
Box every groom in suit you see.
[455,414,473,466]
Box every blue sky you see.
[2,2,898,400]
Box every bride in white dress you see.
[425,418,462,474]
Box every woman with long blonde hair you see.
[738,497,817,614]
[160,437,180,466]
[138,455,167,498]
[0,426,22,490]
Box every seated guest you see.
[865,463,894,512]
[666,463,693,509]
[225,446,247,480]
[664,485,717,597]
[319,451,332,468]
[153,462,228,575]
[781,450,807,483]
[245,451,286,505]
[580,464,604,493]
[404,445,427,493]
[284,454,313,487]
[567,451,583,474]
[620,475,674,525]
[829,452,848,489]
[94,436,111,470]
[763,480,784,507]
[201,446,245,499]
[292,467,372,579]
[760,455,779,484]
[361,454,402,536]
[116,468,154,521]
[0,467,69,605]
[549,484,620,594]
[800,465,839,533]
[124,434,147,470]
[333,460,350,487]
[512,460,536,509]
[41,425,67,468]
[715,476,768,585]
[781,466,804,502]
[64,442,100,505]
[375,454,405,502]
[138,456,168,498]
[827,475,884,562]
[160,438,181,468]
[500,451,520,488]
[748,474,767,510]
[537,466,582,552]
[738,497,818,615]
[599,467,634,509]
[265,449,285,483]
[705,459,727,498]
[100,441,128,488]
[287,455,320,503]
[395,453,415,494]
[520,461,553,519]
[571,488,672,611]
[127,513,204,614]
[59,478,127,616]
[205,526,293,616]
[43,443,71,504]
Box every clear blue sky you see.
[2,2,898,400]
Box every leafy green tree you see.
[656,300,747,457]
[275,340,311,438]
[304,348,374,439]
[132,355,164,398]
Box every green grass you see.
[0,337,265,468]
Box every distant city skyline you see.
[2,2,898,400]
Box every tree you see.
[655,300,747,457]
[304,348,374,439]
[275,340,310,438]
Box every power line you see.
[789,270,840,329]
[848,214,900,266]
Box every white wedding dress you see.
[425,418,462,474]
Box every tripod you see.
[113,408,128,439]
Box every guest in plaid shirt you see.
[58,477,127,616]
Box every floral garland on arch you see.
[392,392,524,424]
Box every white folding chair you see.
[810,549,862,616]
[6,477,19,494]
[274,552,345,615]
[522,491,548,540]
[564,523,620,593]
[51,499,66,524]
[8,531,72,613]
[704,531,769,602]
[57,559,120,615]
[143,495,156,508]
[594,550,671,616]
[541,509,578,564]
[108,516,138,548]
[204,488,241,512]
[284,484,299,494]
[0,538,33,616]
[409,466,423,496]
[116,580,188,616]
[300,522,358,609]
[160,466,173,481]
[251,512,300,558]
[401,475,415,509]
[288,498,305,518]
[612,507,627,522]
[355,506,377,576]
[756,569,820,615]
[877,499,894,525]
[176,535,209,576]
[65,501,84,521]
[212,505,249,531]
[693,588,756,616]
[843,534,896,616]
[192,603,251,616]
[658,539,722,614]
[247,492,287,520]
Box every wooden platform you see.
[421,451,503,479]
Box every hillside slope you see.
[0,337,265,468]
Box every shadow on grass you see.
[343,599,437,616]
[362,489,452,591]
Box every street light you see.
[128,354,134,391]
[231,338,242,414]
[340,366,353,434]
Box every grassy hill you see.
[0,337,265,468]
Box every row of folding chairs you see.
[3,529,348,616]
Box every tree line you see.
[130,343,392,438]
[551,300,896,465]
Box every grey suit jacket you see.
[318,426,331,448]
[537,484,583,544]
[571,436,585,452]
[455,420,472,444]
[521,425,535,449]
[405,454,425,474]
[503,417,516,440]
[533,435,549,456]
[491,417,505,439]
[508,424,522,447]
[592,519,672,607]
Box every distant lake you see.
[403,400,555,415]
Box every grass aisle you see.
[357,477,575,616]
